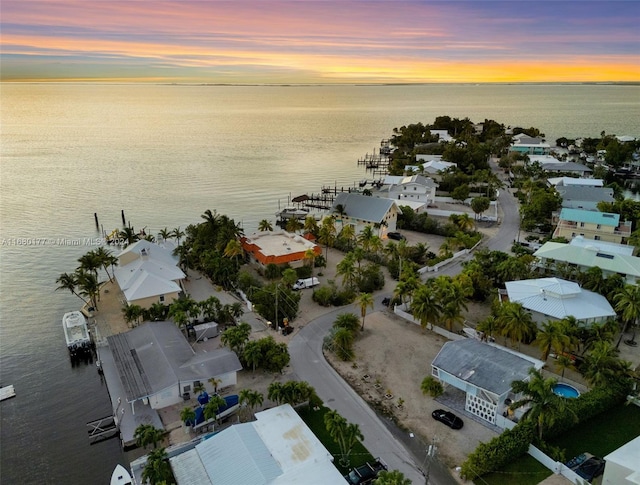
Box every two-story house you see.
[552,208,632,244]
[331,192,401,237]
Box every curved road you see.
[289,162,522,484]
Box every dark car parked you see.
[387,232,406,240]
[431,409,464,429]
[574,457,605,481]
[344,458,388,485]
[381,297,391,307]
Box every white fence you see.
[393,305,465,341]
[527,444,590,484]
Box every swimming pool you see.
[553,383,580,398]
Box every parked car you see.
[344,458,387,485]
[574,457,605,481]
[381,297,391,307]
[387,232,405,240]
[431,409,464,429]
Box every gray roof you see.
[332,192,398,223]
[542,161,592,173]
[107,322,242,401]
[432,339,536,395]
[557,185,615,205]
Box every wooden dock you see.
[0,385,16,401]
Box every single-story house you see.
[168,403,345,485]
[541,161,592,175]
[431,339,544,427]
[331,192,401,237]
[504,277,616,326]
[547,177,604,188]
[240,230,321,268]
[557,184,615,211]
[114,240,186,308]
[430,129,453,143]
[533,239,640,285]
[602,435,640,485]
[509,135,550,155]
[107,321,242,411]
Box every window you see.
[597,224,601,229]
[594,235,601,240]
[183,385,191,392]
[580,222,585,228]
[159,295,165,303]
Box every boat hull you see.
[110,464,132,485]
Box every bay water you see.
[1,83,638,484]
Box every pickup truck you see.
[292,277,319,290]
[344,458,388,485]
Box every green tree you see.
[324,409,364,467]
[203,394,227,422]
[220,322,252,354]
[318,217,337,259]
[180,407,196,426]
[223,239,243,265]
[536,320,570,361]
[510,368,577,441]
[337,253,358,290]
[332,327,356,361]
[420,376,444,398]
[142,447,175,485]
[411,284,442,331]
[496,301,536,349]
[258,219,273,231]
[614,284,640,347]
[243,340,263,371]
[94,246,118,282]
[373,469,412,485]
[333,313,361,334]
[239,389,264,420]
[75,270,100,310]
[55,272,88,304]
[171,226,185,245]
[356,292,374,331]
[122,304,144,326]
[134,424,164,450]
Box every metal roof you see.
[559,208,620,226]
[432,339,537,396]
[534,242,640,278]
[505,277,616,322]
[332,192,398,223]
[557,185,615,204]
[107,322,241,401]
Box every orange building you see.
[241,230,321,268]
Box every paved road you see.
[289,161,522,484]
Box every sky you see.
[1,0,639,83]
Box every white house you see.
[504,277,616,326]
[114,240,186,308]
[430,129,453,143]
[332,192,401,237]
[168,404,345,485]
[107,321,242,411]
[431,339,544,427]
[386,174,438,206]
[547,177,604,188]
[602,436,640,485]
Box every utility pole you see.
[423,437,438,484]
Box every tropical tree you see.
[614,284,640,347]
[333,327,356,361]
[77,251,102,278]
[337,253,358,290]
[94,246,118,282]
[318,217,337,259]
[536,320,570,361]
[55,272,88,304]
[303,248,317,275]
[510,368,577,441]
[554,355,575,382]
[324,409,364,467]
[220,322,252,354]
[411,284,442,331]
[373,469,412,485]
[334,312,362,334]
[208,377,222,394]
[358,225,376,253]
[180,407,196,426]
[243,340,263,371]
[134,424,164,450]
[285,217,303,234]
[76,270,100,310]
[119,226,140,246]
[223,239,244,265]
[581,340,625,388]
[171,226,185,245]
[158,227,172,241]
[420,376,444,398]
[394,276,419,308]
[258,219,273,232]
[122,304,144,326]
[141,447,175,485]
[203,394,227,422]
[496,301,537,349]
[239,389,264,420]
[356,292,374,331]
[338,224,356,250]
[303,216,319,236]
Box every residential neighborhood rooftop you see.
[558,208,620,226]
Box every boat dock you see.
[0,385,16,401]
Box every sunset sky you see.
[1,0,638,83]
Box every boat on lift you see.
[62,311,92,358]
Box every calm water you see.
[1,83,639,484]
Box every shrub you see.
[312,285,334,306]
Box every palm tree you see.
[285,217,303,233]
[122,304,144,326]
[223,239,243,265]
[420,376,444,398]
[303,216,319,237]
[267,382,284,405]
[76,270,100,310]
[243,340,262,371]
[536,320,570,361]
[373,470,412,485]
[614,284,640,347]
[394,276,419,308]
[496,301,536,349]
[94,246,118,282]
[180,407,196,426]
[358,225,375,253]
[581,340,623,388]
[118,226,139,247]
[337,253,358,290]
[334,203,347,228]
[411,284,442,331]
[324,409,363,467]
[356,292,374,331]
[239,389,264,420]
[304,248,317,276]
[158,227,172,241]
[318,217,336,259]
[133,424,164,450]
[338,224,356,250]
[141,447,174,485]
[77,251,101,278]
[203,394,226,422]
[55,272,88,304]
[171,226,185,245]
[510,368,577,441]
[208,377,222,394]
[554,355,575,382]
[258,219,273,232]
[333,327,356,361]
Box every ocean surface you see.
[1,83,639,484]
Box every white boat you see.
[110,464,132,485]
[62,311,91,355]
[276,207,309,221]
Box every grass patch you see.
[474,402,640,485]
[549,402,640,459]
[475,454,551,485]
[297,405,374,475]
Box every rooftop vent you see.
[596,252,614,259]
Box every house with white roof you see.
[430,129,453,143]
[168,404,345,485]
[114,240,186,308]
[107,321,242,412]
[547,177,604,188]
[504,277,616,326]
[533,238,640,285]
[386,174,438,206]
[541,161,592,176]
[602,435,640,485]
[553,208,633,244]
[431,339,544,428]
[509,134,550,155]
[241,230,321,269]
[331,192,401,237]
